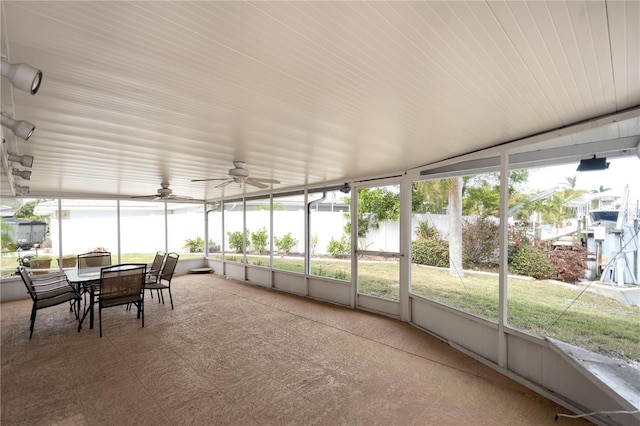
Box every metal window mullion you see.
[350,188,358,308]
[498,150,509,368]
[164,201,168,253]
[117,200,121,264]
[57,198,63,272]
[269,193,273,271]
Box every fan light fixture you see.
[1,113,35,141]
[12,168,31,180]
[15,185,29,196]
[576,156,609,172]
[7,152,34,168]
[1,59,43,95]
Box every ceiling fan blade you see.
[191,177,229,182]
[131,195,156,199]
[249,177,280,184]
[215,180,233,188]
[245,178,269,189]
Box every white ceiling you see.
[1,1,639,202]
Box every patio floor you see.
[1,273,589,425]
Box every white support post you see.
[498,150,509,368]
[304,189,309,295]
[269,194,274,271]
[57,198,63,271]
[350,186,358,309]
[203,201,209,258]
[164,201,168,253]
[399,171,414,322]
[117,200,121,264]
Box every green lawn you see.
[222,255,640,363]
[4,251,637,363]
[411,264,640,363]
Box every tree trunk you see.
[449,177,464,278]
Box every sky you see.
[526,155,640,211]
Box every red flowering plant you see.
[90,247,109,253]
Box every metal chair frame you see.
[98,264,147,337]
[144,252,178,309]
[17,265,81,339]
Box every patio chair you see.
[77,252,112,269]
[144,252,178,309]
[98,264,146,338]
[17,265,81,339]
[145,251,166,295]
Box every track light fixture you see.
[1,59,43,95]
[7,152,34,168]
[1,113,35,141]
[15,185,29,196]
[12,168,31,180]
[576,155,609,172]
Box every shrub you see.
[545,244,589,284]
[327,235,350,258]
[509,244,556,279]
[183,236,204,253]
[415,220,441,240]
[274,233,297,255]
[251,227,269,254]
[208,240,220,253]
[411,238,449,268]
[228,230,249,253]
[462,216,500,267]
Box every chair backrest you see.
[99,264,146,302]
[17,265,36,299]
[77,252,112,269]
[149,251,166,275]
[159,252,179,283]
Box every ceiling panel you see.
[1,1,638,203]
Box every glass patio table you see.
[64,267,101,330]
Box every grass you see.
[410,265,640,363]
[220,255,640,363]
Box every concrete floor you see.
[1,273,589,425]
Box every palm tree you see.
[413,178,463,278]
[448,177,464,278]
[412,180,449,214]
[539,188,585,227]
[563,175,577,189]
[1,219,17,253]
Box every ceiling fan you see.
[191,161,280,189]
[131,182,193,201]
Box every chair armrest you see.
[31,279,72,292]
[31,277,69,287]
[33,285,79,300]
[32,272,66,279]
[31,273,67,283]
